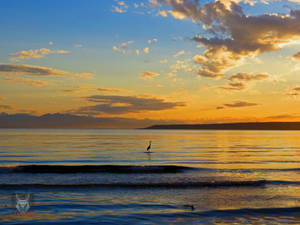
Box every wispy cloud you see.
[174,50,185,58]
[112,1,129,13]
[3,77,49,87]
[160,59,168,63]
[113,41,134,53]
[0,64,93,78]
[9,48,69,61]
[61,87,130,94]
[74,44,83,48]
[217,101,259,109]
[148,38,158,44]
[0,104,14,110]
[140,71,160,80]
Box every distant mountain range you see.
[1,113,300,130]
[145,122,300,130]
[0,113,177,129]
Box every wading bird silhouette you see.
[146,141,152,152]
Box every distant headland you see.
[144,122,300,130]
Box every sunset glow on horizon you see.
[1,0,300,127]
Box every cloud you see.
[292,86,300,91]
[9,48,69,61]
[72,95,185,115]
[143,47,149,53]
[228,73,269,82]
[148,38,158,44]
[292,51,300,60]
[61,87,130,94]
[158,10,168,17]
[112,1,128,13]
[218,82,246,90]
[174,50,185,58]
[74,44,83,48]
[0,64,93,78]
[287,86,300,96]
[221,101,259,108]
[160,59,168,63]
[265,114,300,120]
[0,104,14,110]
[158,0,300,79]
[140,71,160,80]
[217,72,270,91]
[3,77,49,87]
[113,41,134,53]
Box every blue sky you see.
[1,0,300,127]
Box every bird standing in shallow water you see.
[146,141,151,152]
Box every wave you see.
[0,164,197,174]
[157,206,300,219]
[0,180,267,189]
[3,164,300,174]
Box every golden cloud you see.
[3,77,49,87]
[9,48,69,61]
[158,0,300,79]
[140,71,160,80]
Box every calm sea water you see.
[1,129,300,224]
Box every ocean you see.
[1,128,300,224]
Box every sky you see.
[1,0,300,128]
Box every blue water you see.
[1,129,300,224]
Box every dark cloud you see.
[72,95,185,115]
[0,64,92,78]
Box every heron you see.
[146,141,152,152]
